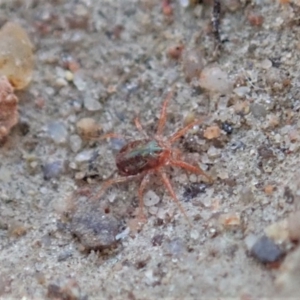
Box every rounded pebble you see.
[250,235,284,264]
[207,146,221,158]
[165,238,186,257]
[76,117,102,139]
[182,48,206,82]
[47,121,68,144]
[71,210,120,250]
[144,190,160,207]
[69,134,82,152]
[83,91,102,111]
[0,22,34,89]
[43,161,65,180]
[233,86,250,97]
[250,103,267,119]
[199,66,233,94]
[221,122,233,134]
[74,149,95,163]
[203,125,221,140]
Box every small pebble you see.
[8,221,27,237]
[250,235,284,264]
[43,161,65,180]
[244,234,259,251]
[73,71,87,91]
[74,149,95,163]
[109,137,126,151]
[190,229,199,240]
[234,101,250,115]
[274,245,300,297]
[247,12,264,26]
[224,0,241,11]
[199,66,233,94]
[287,211,300,242]
[83,91,102,111]
[250,103,267,119]
[167,44,184,60]
[76,117,102,139]
[257,145,274,159]
[182,48,206,82]
[71,210,120,250]
[57,250,73,262]
[207,146,221,159]
[69,134,82,152]
[179,0,189,8]
[264,185,275,195]
[65,70,74,82]
[144,190,160,207]
[55,77,68,87]
[221,122,233,134]
[166,238,186,257]
[0,22,34,89]
[115,227,130,241]
[203,125,221,140]
[260,59,273,70]
[264,219,289,244]
[47,121,68,144]
[219,212,241,227]
[233,86,250,97]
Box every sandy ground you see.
[1,0,300,299]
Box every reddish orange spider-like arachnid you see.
[92,89,213,224]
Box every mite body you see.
[91,89,212,224]
[116,139,170,176]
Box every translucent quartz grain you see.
[0,22,34,90]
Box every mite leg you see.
[159,170,191,226]
[156,90,174,136]
[90,175,138,202]
[134,117,148,138]
[137,173,151,222]
[168,119,205,144]
[170,159,213,183]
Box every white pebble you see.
[207,146,221,159]
[190,229,199,240]
[260,58,272,70]
[47,121,68,144]
[233,86,250,97]
[144,190,160,207]
[69,134,82,152]
[73,71,87,91]
[179,0,189,8]
[148,206,159,215]
[75,149,95,163]
[84,91,102,111]
[244,234,259,251]
[115,227,130,240]
[199,66,233,94]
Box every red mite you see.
[92,90,213,224]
